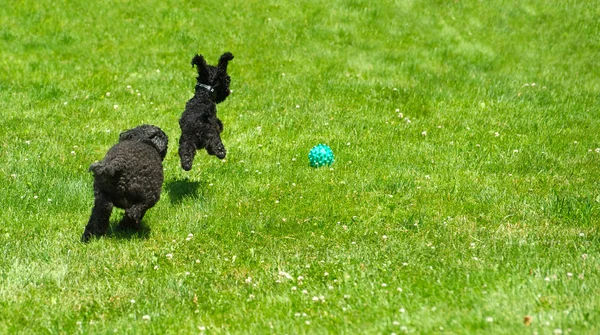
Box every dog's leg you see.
[81,188,113,242]
[206,135,226,159]
[117,204,148,231]
[179,133,198,171]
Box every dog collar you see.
[195,83,215,93]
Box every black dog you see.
[81,125,168,242]
[178,52,234,171]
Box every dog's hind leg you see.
[178,133,198,171]
[81,188,113,242]
[206,135,226,159]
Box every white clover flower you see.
[142,315,150,321]
[279,271,293,280]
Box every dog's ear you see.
[145,128,169,160]
[217,52,234,73]
[191,54,209,80]
[119,128,135,142]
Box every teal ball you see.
[308,144,335,168]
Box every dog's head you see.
[119,125,169,160]
[191,52,234,104]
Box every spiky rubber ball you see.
[308,144,334,167]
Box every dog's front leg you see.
[117,204,148,231]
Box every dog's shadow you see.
[105,221,152,240]
[165,178,204,204]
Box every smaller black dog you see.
[81,125,168,242]
[178,52,234,171]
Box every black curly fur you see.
[81,125,169,242]
[178,52,234,171]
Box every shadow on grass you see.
[165,178,203,204]
[105,220,152,240]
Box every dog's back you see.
[90,141,164,209]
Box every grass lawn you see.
[1,0,599,333]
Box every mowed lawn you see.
[1,0,599,334]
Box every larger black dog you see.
[178,52,234,171]
[81,125,168,242]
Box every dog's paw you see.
[81,231,94,243]
[181,159,193,171]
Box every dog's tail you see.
[89,161,116,179]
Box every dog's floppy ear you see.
[191,54,209,80]
[119,128,136,142]
[217,52,234,72]
[145,128,169,160]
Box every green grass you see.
[1,0,599,333]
